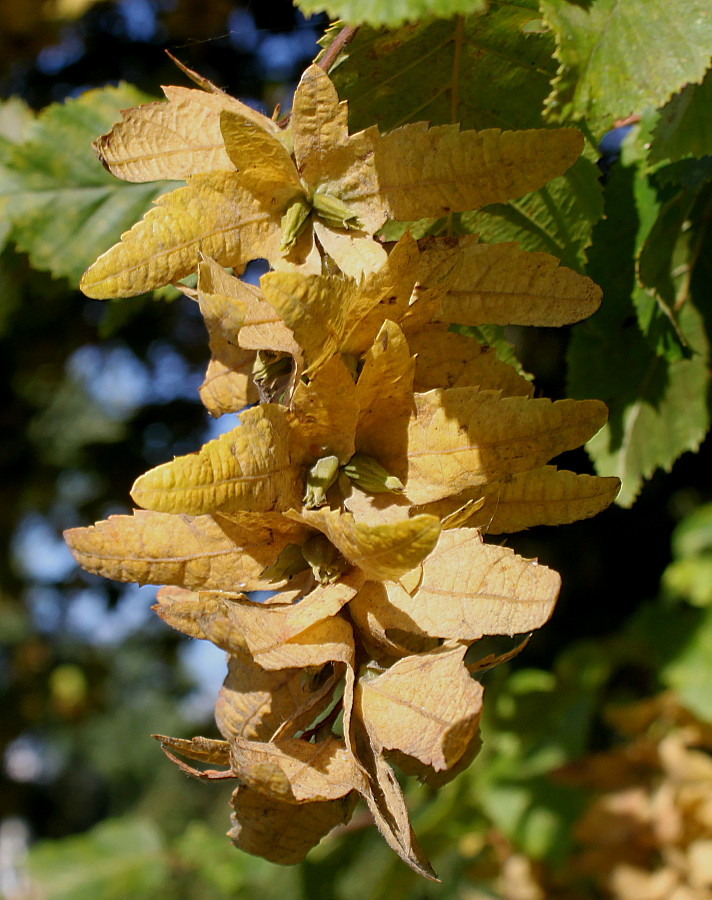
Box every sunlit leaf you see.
[291,507,440,583]
[64,510,308,592]
[398,389,608,505]
[356,644,483,770]
[94,86,278,183]
[375,528,561,640]
[216,652,323,742]
[540,0,712,134]
[407,326,533,396]
[131,404,301,514]
[417,467,620,533]
[229,734,364,803]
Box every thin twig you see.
[318,25,360,73]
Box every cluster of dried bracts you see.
[65,62,619,878]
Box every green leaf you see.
[635,187,697,361]
[0,85,178,286]
[540,0,712,136]
[298,0,486,26]
[649,68,712,165]
[671,502,712,561]
[0,96,35,142]
[27,818,169,900]
[327,4,556,133]
[460,157,603,271]
[0,98,36,251]
[654,157,712,192]
[663,503,712,608]
[474,645,610,861]
[637,596,712,723]
[567,164,710,506]
[661,604,712,721]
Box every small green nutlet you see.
[304,455,340,509]
[342,453,404,494]
[252,350,292,403]
[311,189,362,231]
[302,533,347,585]
[259,543,308,584]
[280,195,311,251]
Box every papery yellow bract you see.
[66,54,622,879]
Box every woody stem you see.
[318,25,359,73]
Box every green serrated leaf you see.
[0,85,178,286]
[636,188,697,361]
[327,3,555,133]
[299,0,486,27]
[649,68,712,165]
[653,157,712,192]
[540,0,712,136]
[568,164,710,507]
[460,156,603,271]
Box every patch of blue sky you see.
[24,586,64,635]
[242,257,270,286]
[12,514,75,583]
[178,639,228,722]
[145,340,203,402]
[36,31,85,75]
[258,31,318,81]
[64,584,157,645]
[117,0,160,42]
[67,340,203,417]
[228,7,259,52]
[204,411,241,441]
[67,344,151,419]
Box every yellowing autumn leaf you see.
[260,271,367,377]
[348,579,437,659]
[407,326,534,396]
[80,173,294,299]
[367,124,583,222]
[207,570,362,654]
[349,705,438,881]
[131,404,301,514]
[199,347,258,417]
[355,320,416,464]
[355,644,483,771]
[418,235,602,327]
[94,85,279,183]
[81,65,585,298]
[397,390,608,505]
[153,586,235,642]
[379,528,561,641]
[286,354,359,464]
[290,507,440,583]
[216,651,322,742]
[229,787,357,865]
[228,734,364,803]
[418,466,621,534]
[63,509,309,592]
